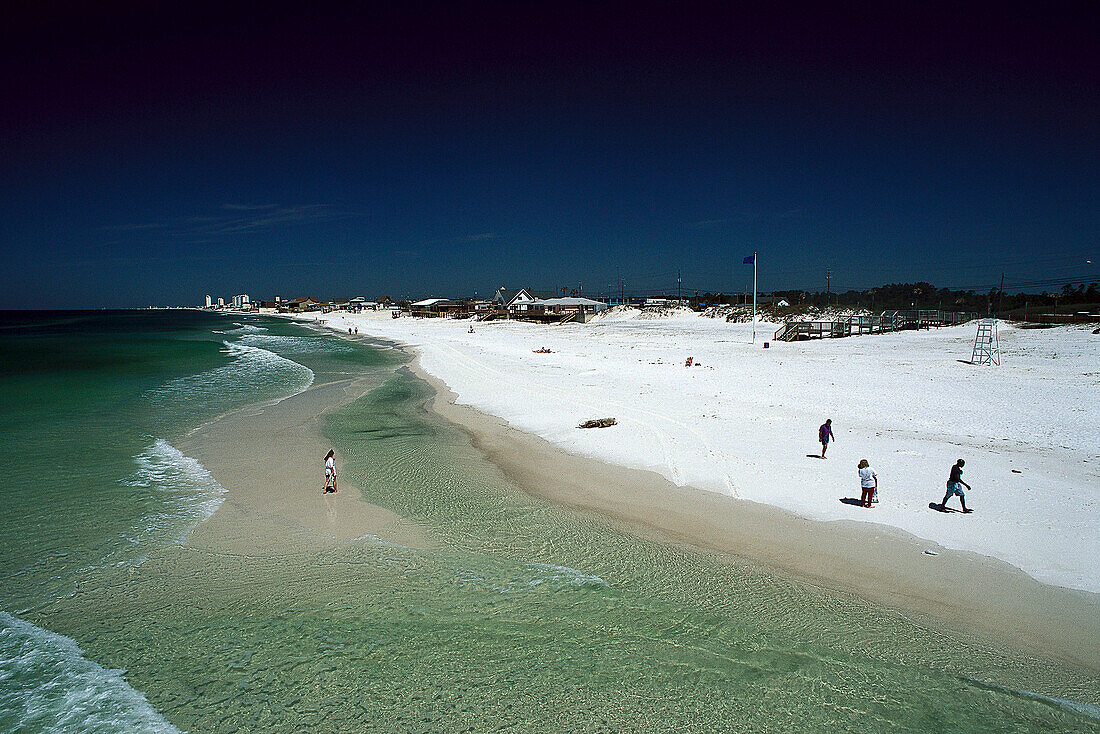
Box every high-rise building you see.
[204,294,212,308]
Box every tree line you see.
[693,281,1099,314]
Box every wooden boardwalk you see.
[774,310,977,342]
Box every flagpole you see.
[752,251,757,343]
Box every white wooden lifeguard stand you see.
[971,318,1000,365]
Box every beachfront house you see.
[348,297,377,312]
[282,296,321,313]
[492,287,559,317]
[526,297,609,323]
[408,298,468,317]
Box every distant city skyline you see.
[2,3,1096,308]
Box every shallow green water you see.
[5,316,1098,732]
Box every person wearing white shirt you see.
[857,459,877,508]
[323,449,337,493]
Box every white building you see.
[204,294,212,308]
[231,294,251,309]
[217,297,225,307]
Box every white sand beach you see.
[311,309,1099,594]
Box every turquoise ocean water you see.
[0,311,321,731]
[0,311,1096,732]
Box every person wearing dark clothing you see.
[818,419,834,458]
[941,459,972,512]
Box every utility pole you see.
[825,267,831,307]
[677,269,681,304]
[997,272,1004,317]
[752,251,757,342]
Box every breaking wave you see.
[0,612,182,733]
[146,341,314,419]
[120,439,227,550]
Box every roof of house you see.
[411,298,461,307]
[531,297,607,307]
[493,288,526,304]
[496,287,561,305]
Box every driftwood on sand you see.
[578,417,617,429]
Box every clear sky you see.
[2,2,1096,307]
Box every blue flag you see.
[743,255,755,264]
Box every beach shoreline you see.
[400,347,1098,672]
[300,309,1099,595]
[207,310,1097,671]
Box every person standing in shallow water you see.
[857,459,877,508]
[819,419,834,458]
[323,449,337,493]
[942,459,971,512]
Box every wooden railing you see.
[774,311,978,342]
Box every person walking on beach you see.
[941,459,972,512]
[857,459,877,508]
[819,419,834,458]
[323,449,337,493]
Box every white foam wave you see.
[0,612,183,733]
[237,333,356,355]
[147,341,314,415]
[222,323,268,335]
[121,439,227,547]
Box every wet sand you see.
[406,353,1100,673]
[179,373,430,556]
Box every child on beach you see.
[323,449,337,493]
[941,459,971,512]
[858,459,877,508]
[819,419,834,458]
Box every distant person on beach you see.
[941,459,971,512]
[858,459,877,508]
[354,327,358,335]
[819,419,834,458]
[323,450,337,493]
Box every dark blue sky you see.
[2,2,1096,307]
